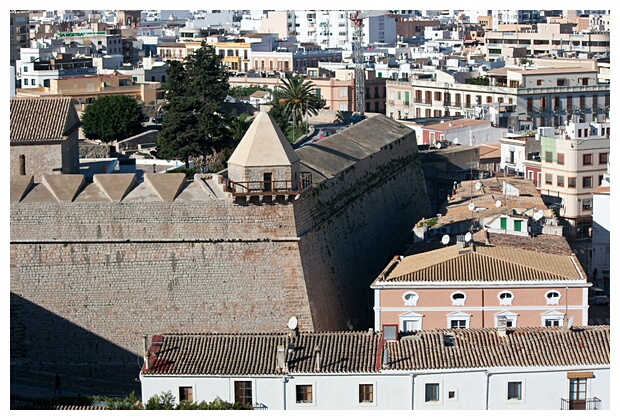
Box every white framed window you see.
[498,290,514,306]
[179,385,193,403]
[545,290,561,305]
[424,383,440,403]
[295,383,315,406]
[399,311,423,332]
[494,311,518,328]
[357,382,377,406]
[507,380,525,403]
[541,310,564,327]
[450,291,467,306]
[447,311,471,329]
[402,291,419,306]
[232,379,254,406]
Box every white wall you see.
[141,365,610,410]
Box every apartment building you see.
[15,52,97,90]
[228,69,385,114]
[537,121,610,240]
[10,11,31,66]
[386,66,610,130]
[54,29,124,56]
[484,23,610,59]
[591,169,610,292]
[15,73,160,112]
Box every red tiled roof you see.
[592,185,610,195]
[142,326,609,375]
[386,326,609,370]
[380,244,582,283]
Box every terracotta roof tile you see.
[387,326,609,370]
[381,244,582,283]
[10,97,78,142]
[145,331,379,375]
[142,326,609,375]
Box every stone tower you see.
[227,112,310,199]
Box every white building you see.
[591,167,610,292]
[140,327,609,410]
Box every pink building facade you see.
[372,241,589,332]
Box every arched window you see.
[545,290,561,305]
[498,291,514,306]
[402,291,419,307]
[451,292,467,306]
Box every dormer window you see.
[451,292,467,306]
[402,291,419,306]
[498,291,514,306]
[545,290,561,305]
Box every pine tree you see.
[156,42,230,168]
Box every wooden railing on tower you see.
[225,173,312,197]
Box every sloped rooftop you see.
[142,326,609,375]
[376,241,584,284]
[227,111,300,167]
[296,114,414,184]
[10,97,80,142]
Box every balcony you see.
[225,173,312,197]
[560,398,601,410]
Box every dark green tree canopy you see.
[156,42,230,168]
[80,95,145,142]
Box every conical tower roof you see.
[228,111,300,167]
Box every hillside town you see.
[10,9,610,410]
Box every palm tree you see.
[277,74,323,128]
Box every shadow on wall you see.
[10,293,141,398]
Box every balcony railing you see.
[560,398,601,410]
[225,173,312,197]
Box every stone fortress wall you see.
[10,115,431,393]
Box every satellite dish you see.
[287,316,298,330]
[436,142,442,149]
[441,234,450,245]
[566,316,574,329]
[533,210,544,221]
[453,137,459,145]
[468,202,475,211]
[475,182,482,190]
[464,232,472,242]
[495,200,502,208]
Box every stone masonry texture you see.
[10,120,431,394]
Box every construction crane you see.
[349,10,392,116]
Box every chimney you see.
[277,344,288,374]
[497,316,507,337]
[143,335,150,370]
[314,346,321,372]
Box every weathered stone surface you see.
[144,172,186,201]
[10,115,432,393]
[94,173,136,202]
[42,174,85,202]
[10,175,33,203]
